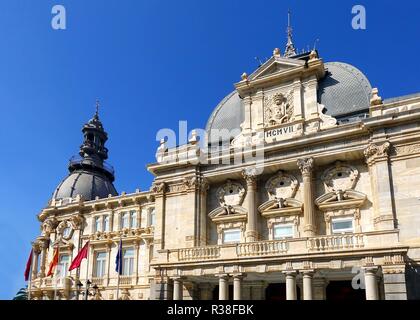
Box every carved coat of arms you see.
[264,90,294,127]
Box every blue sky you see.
[0,0,419,299]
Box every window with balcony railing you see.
[122,248,135,276]
[222,229,241,244]
[94,252,106,278]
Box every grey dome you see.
[53,170,118,201]
[318,62,372,117]
[205,91,244,144]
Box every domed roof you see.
[205,91,244,144]
[50,104,118,202]
[318,62,372,117]
[52,170,118,201]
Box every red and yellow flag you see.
[47,248,59,277]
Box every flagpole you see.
[84,242,90,301]
[27,249,33,301]
[53,245,60,300]
[116,237,122,300]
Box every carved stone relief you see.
[264,90,294,128]
[321,161,359,193]
[265,171,299,202]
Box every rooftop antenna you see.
[254,56,263,66]
[313,38,320,51]
[94,99,100,119]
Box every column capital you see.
[171,276,185,281]
[297,157,315,176]
[232,273,246,279]
[283,270,298,277]
[301,270,315,276]
[216,273,229,280]
[364,141,391,165]
[151,182,166,196]
[242,168,259,187]
[363,267,379,275]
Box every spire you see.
[68,101,115,181]
[95,99,100,120]
[284,10,297,58]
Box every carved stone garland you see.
[316,162,366,235]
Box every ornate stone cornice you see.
[183,176,210,194]
[41,217,58,236]
[151,182,166,195]
[364,141,391,165]
[297,157,314,176]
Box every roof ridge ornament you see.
[95,99,100,120]
[284,10,297,58]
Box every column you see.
[302,271,314,300]
[383,267,407,300]
[199,178,209,246]
[364,142,395,230]
[152,183,166,252]
[173,278,183,300]
[218,274,229,300]
[313,278,328,300]
[134,241,140,285]
[31,245,40,279]
[364,268,379,300]
[285,272,297,300]
[233,274,244,301]
[297,158,316,237]
[106,244,112,286]
[242,170,259,242]
[39,238,49,278]
[199,283,213,300]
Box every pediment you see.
[315,190,367,211]
[258,198,303,218]
[209,205,247,223]
[248,56,306,82]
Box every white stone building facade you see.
[28,37,420,301]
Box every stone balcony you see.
[157,230,401,265]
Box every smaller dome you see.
[52,170,118,201]
[205,92,244,144]
[318,62,372,118]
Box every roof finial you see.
[95,99,100,119]
[284,9,297,58]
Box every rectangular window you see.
[57,254,70,278]
[94,252,107,278]
[95,217,101,232]
[332,218,354,234]
[130,211,137,229]
[273,224,294,239]
[103,215,109,232]
[223,229,241,244]
[122,248,135,276]
[149,209,156,227]
[121,212,129,229]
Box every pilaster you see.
[297,157,316,237]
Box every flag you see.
[69,241,89,271]
[47,248,59,277]
[24,249,33,281]
[115,239,123,275]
